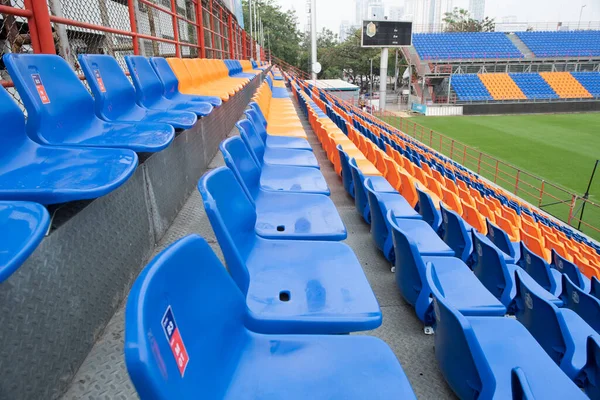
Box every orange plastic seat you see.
[462,201,487,234]
[495,213,519,242]
[441,187,463,216]
[426,175,444,199]
[520,229,551,263]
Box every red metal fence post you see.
[568,195,577,225]
[22,0,41,53]
[242,30,247,59]
[170,0,181,57]
[228,13,234,59]
[539,181,545,207]
[515,170,520,195]
[494,160,499,183]
[127,0,140,55]
[196,0,206,58]
[30,0,55,54]
[477,153,482,174]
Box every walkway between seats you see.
[59,90,456,400]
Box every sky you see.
[271,0,600,35]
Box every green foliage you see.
[443,8,495,32]
[241,0,302,67]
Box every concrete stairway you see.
[507,33,535,58]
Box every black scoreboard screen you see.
[361,20,413,47]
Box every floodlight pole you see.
[370,57,374,113]
[578,5,586,30]
[379,47,388,113]
[249,0,253,59]
[310,0,317,81]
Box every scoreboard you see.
[361,20,413,48]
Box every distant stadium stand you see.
[479,73,527,101]
[413,32,523,60]
[571,72,600,98]
[539,72,593,99]
[450,74,493,101]
[509,73,560,100]
[516,31,600,58]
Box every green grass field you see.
[384,113,600,238]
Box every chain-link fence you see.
[1,0,262,108]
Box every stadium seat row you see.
[123,68,419,399]
[0,54,265,283]
[413,30,600,60]
[452,71,600,101]
[293,75,600,398]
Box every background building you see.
[469,0,486,21]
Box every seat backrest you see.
[167,58,197,88]
[511,368,536,400]
[513,269,567,365]
[126,55,166,107]
[337,145,354,195]
[349,158,369,214]
[236,119,266,166]
[519,241,556,294]
[425,262,491,399]
[0,86,29,149]
[553,250,587,290]
[561,274,600,334]
[365,178,390,249]
[248,103,268,128]
[592,277,600,301]
[486,219,516,259]
[472,231,512,305]
[387,211,426,306]
[440,203,469,261]
[3,53,96,143]
[197,167,257,294]
[79,54,137,120]
[219,136,261,201]
[416,186,440,231]
[150,57,181,97]
[124,235,247,400]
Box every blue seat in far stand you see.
[365,177,421,263]
[388,213,506,324]
[125,55,213,117]
[4,53,174,152]
[236,119,319,168]
[561,274,600,335]
[0,201,50,283]
[425,263,588,400]
[220,140,346,240]
[472,231,562,311]
[245,108,312,150]
[125,235,417,400]
[0,86,138,204]
[79,54,197,129]
[149,57,222,107]
[514,269,600,390]
[553,250,591,293]
[198,167,380,334]
[221,137,329,195]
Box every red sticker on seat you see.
[94,69,106,93]
[161,306,189,376]
[31,73,50,104]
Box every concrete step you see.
[507,33,535,58]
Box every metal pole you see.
[255,3,260,61]
[577,159,598,230]
[394,48,399,92]
[578,5,586,30]
[310,0,317,81]
[370,58,373,113]
[447,75,452,104]
[379,48,388,112]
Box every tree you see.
[241,0,302,67]
[298,28,342,78]
[443,8,495,32]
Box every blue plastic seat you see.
[4,54,174,152]
[0,201,50,282]
[365,177,421,262]
[0,86,137,204]
[487,219,521,262]
[79,54,197,129]
[426,263,588,399]
[439,203,473,263]
[225,60,255,79]
[348,158,392,223]
[416,186,441,233]
[553,250,591,293]
[472,231,562,311]
[198,168,381,334]
[219,142,346,241]
[149,57,222,107]
[514,269,600,390]
[388,214,505,323]
[125,235,417,400]
[220,137,329,195]
[245,108,312,150]
[125,56,213,117]
[519,242,562,298]
[236,119,319,168]
[561,274,600,335]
